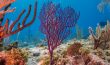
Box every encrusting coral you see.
[0,48,29,65]
[5,48,26,65]
[0,1,37,65]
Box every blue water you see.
[3,0,110,44]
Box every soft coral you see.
[0,0,15,9]
[0,0,16,19]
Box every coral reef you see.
[37,42,107,65]
[0,1,37,65]
[88,20,110,63]
[0,0,109,65]
[0,8,15,19]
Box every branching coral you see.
[0,0,15,32]
[0,2,37,41]
[0,0,15,9]
[88,20,110,49]
[0,0,16,19]
[0,1,37,65]
[39,1,79,65]
[0,8,15,18]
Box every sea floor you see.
[25,39,110,65]
[0,39,110,65]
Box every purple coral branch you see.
[39,2,79,65]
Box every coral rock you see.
[5,48,26,65]
[66,42,82,56]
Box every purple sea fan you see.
[39,1,80,65]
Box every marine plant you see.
[0,1,37,41]
[0,0,15,9]
[0,0,16,51]
[89,20,110,49]
[0,0,15,22]
[39,1,79,65]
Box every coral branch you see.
[0,0,15,9]
[9,10,25,33]
[0,2,37,40]
[89,20,110,49]
[0,1,15,26]
[39,1,79,65]
[0,8,15,20]
[0,0,16,19]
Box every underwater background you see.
[1,0,110,65]
[3,0,110,46]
